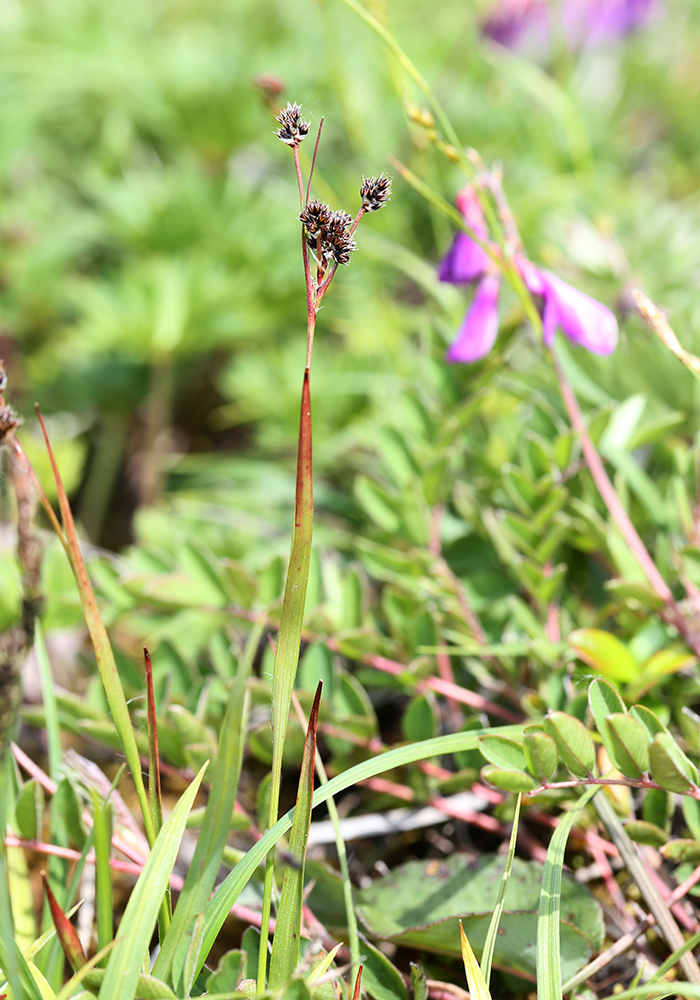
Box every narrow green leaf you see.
[480,766,535,792]
[144,648,163,840]
[644,788,671,831]
[649,732,698,794]
[536,787,598,1000]
[523,731,558,784]
[569,628,638,682]
[459,921,491,1000]
[173,912,206,998]
[478,735,527,772]
[410,964,427,1000]
[91,793,113,965]
[480,795,520,987]
[97,762,207,1000]
[153,671,249,983]
[35,409,155,848]
[268,683,322,990]
[34,623,62,782]
[603,714,650,778]
[543,712,595,777]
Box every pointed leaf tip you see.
[42,871,87,971]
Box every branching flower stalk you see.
[258,103,390,992]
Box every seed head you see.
[300,202,357,266]
[360,173,392,212]
[0,406,21,443]
[275,102,310,146]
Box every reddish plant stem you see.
[553,352,700,655]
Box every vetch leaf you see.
[15,780,44,841]
[660,840,700,864]
[603,714,649,778]
[569,628,638,682]
[523,730,558,784]
[544,712,595,777]
[588,678,626,731]
[630,704,668,739]
[649,732,698,794]
[623,821,668,847]
[480,766,535,792]
[478,735,527,772]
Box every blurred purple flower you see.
[482,0,659,52]
[437,187,489,283]
[437,187,618,362]
[446,276,501,363]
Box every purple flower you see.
[437,188,619,362]
[482,0,660,52]
[437,187,489,283]
[446,276,501,363]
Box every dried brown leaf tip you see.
[300,202,357,266]
[360,173,392,212]
[275,102,310,146]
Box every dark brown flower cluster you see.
[275,102,310,146]
[360,173,392,213]
[300,200,357,266]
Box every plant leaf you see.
[569,628,638,682]
[543,712,595,777]
[649,732,698,794]
[603,714,650,778]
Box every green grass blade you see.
[91,790,113,964]
[152,671,250,984]
[144,648,164,839]
[198,722,526,979]
[33,623,61,782]
[460,921,491,1000]
[35,408,155,849]
[537,786,597,1000]
[268,683,322,990]
[480,794,521,987]
[97,761,207,1000]
[260,371,314,987]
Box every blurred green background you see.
[4,0,700,718]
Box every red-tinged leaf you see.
[352,964,364,1000]
[144,647,163,836]
[34,406,155,847]
[42,872,86,971]
[268,680,322,990]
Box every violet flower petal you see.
[539,270,618,354]
[438,186,489,284]
[446,275,501,364]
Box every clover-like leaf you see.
[544,712,595,778]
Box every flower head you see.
[521,262,618,354]
[300,202,357,266]
[275,102,310,146]
[360,174,392,213]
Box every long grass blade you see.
[480,793,521,987]
[268,682,322,990]
[152,667,250,984]
[91,791,113,965]
[537,786,597,1000]
[97,762,207,1000]
[34,407,155,848]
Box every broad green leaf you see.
[660,840,700,864]
[268,684,322,991]
[683,797,700,841]
[97,763,207,1000]
[643,789,671,831]
[543,712,595,777]
[523,731,558,784]
[603,714,649,779]
[360,939,407,1000]
[205,949,245,994]
[649,732,698,794]
[15,780,44,841]
[480,766,535,792]
[623,821,668,847]
[568,628,638,682]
